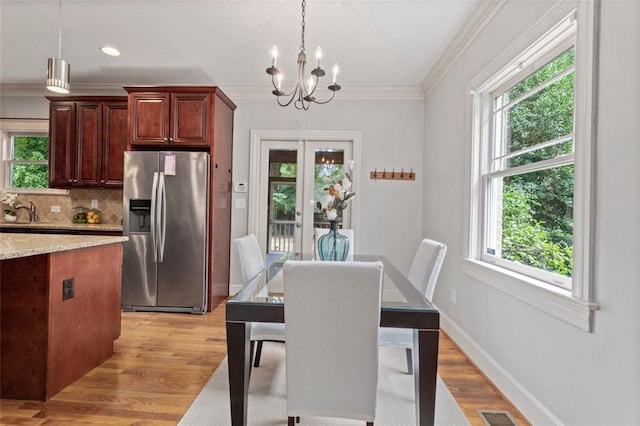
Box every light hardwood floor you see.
[0,301,528,425]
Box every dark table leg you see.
[226,321,251,426]
[413,328,439,425]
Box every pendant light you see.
[46,0,70,94]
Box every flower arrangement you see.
[1,191,18,216]
[315,161,355,222]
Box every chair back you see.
[234,234,266,285]
[314,227,355,259]
[408,238,447,302]
[284,260,383,422]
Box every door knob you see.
[296,210,301,216]
[296,222,301,228]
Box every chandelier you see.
[266,0,341,110]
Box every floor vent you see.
[478,410,519,426]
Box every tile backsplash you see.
[12,189,123,224]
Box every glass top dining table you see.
[225,254,440,425]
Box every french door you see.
[249,130,362,259]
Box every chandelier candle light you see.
[266,0,341,110]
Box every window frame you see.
[463,3,599,332]
[0,119,68,195]
[481,38,576,291]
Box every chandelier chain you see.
[300,0,306,53]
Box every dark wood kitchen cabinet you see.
[47,96,127,188]
[125,86,234,149]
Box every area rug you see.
[179,344,469,425]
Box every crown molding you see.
[421,0,507,97]
[217,86,426,101]
[0,84,128,98]
[0,84,425,101]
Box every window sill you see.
[462,258,597,332]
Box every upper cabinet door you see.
[170,92,211,147]
[102,101,128,187]
[49,102,76,187]
[75,102,102,187]
[129,92,171,146]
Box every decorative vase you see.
[317,221,350,261]
[4,213,17,222]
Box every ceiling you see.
[0,0,481,97]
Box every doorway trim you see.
[248,129,363,255]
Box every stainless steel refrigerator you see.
[122,151,209,313]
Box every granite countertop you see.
[0,221,123,232]
[0,233,128,260]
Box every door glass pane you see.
[313,149,345,229]
[268,150,297,259]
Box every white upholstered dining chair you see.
[233,234,285,368]
[284,260,384,426]
[378,238,447,374]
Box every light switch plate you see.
[235,198,246,209]
[51,205,61,213]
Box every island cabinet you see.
[47,96,128,188]
[0,235,126,400]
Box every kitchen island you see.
[0,233,128,400]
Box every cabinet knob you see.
[169,137,174,142]
[163,137,169,142]
[101,180,105,183]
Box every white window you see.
[4,132,49,189]
[464,5,598,331]
[0,119,66,194]
[484,42,576,290]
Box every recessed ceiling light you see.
[100,46,120,56]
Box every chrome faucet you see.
[14,201,36,223]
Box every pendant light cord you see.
[57,0,63,58]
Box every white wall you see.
[229,98,425,287]
[0,96,49,119]
[423,0,640,424]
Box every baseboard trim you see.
[439,311,563,425]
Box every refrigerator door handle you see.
[158,172,167,262]
[150,172,159,263]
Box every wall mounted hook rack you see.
[370,168,415,180]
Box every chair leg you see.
[254,341,264,367]
[288,416,295,426]
[296,417,300,423]
[405,348,413,375]
[366,422,374,426]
